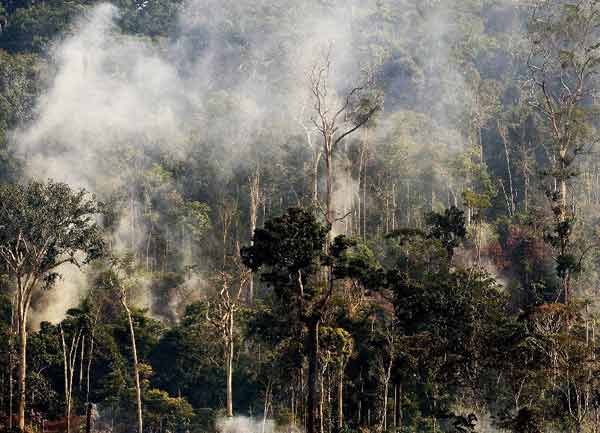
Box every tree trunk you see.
[524,168,529,213]
[79,336,85,391]
[396,384,403,432]
[314,151,323,204]
[123,302,143,433]
[8,307,14,431]
[382,378,389,432]
[358,370,363,427]
[261,380,272,433]
[559,172,570,303]
[17,313,27,432]
[319,369,325,433]
[226,310,234,417]
[325,141,334,228]
[357,141,365,239]
[61,327,70,433]
[393,384,397,431]
[248,169,260,303]
[337,366,343,432]
[9,352,13,430]
[307,319,320,433]
[86,331,95,433]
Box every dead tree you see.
[207,245,251,417]
[309,48,382,229]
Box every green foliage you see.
[0,180,105,286]
[425,206,467,261]
[144,388,194,433]
[114,0,183,37]
[0,2,85,53]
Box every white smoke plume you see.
[11,0,525,323]
[217,416,302,433]
[30,262,88,329]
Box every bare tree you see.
[309,48,382,229]
[207,245,251,417]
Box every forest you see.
[2,0,600,433]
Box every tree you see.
[309,49,382,228]
[528,0,600,302]
[0,180,104,431]
[242,208,329,433]
[242,208,380,433]
[144,388,194,433]
[96,255,145,433]
[425,206,467,264]
[59,317,82,433]
[319,326,353,433]
[206,248,251,418]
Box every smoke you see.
[12,0,373,323]
[16,3,189,192]
[12,0,527,323]
[30,263,87,329]
[331,155,359,236]
[217,416,301,433]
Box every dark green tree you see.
[0,180,104,431]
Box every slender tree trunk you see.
[314,151,323,204]
[325,139,334,228]
[499,122,515,216]
[9,349,13,430]
[319,370,325,433]
[262,380,272,433]
[18,312,27,432]
[8,301,15,431]
[362,129,369,241]
[226,311,234,417]
[79,336,85,391]
[123,302,143,433]
[382,379,389,432]
[307,319,320,433]
[85,334,95,433]
[292,383,296,427]
[357,143,365,239]
[60,326,81,433]
[301,366,306,432]
[393,384,397,431]
[559,169,570,303]
[249,169,260,303]
[358,370,363,427]
[61,327,70,433]
[337,366,343,432]
[397,384,403,431]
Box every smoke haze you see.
[12,0,527,324]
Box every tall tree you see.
[242,208,380,433]
[309,49,382,228]
[206,247,251,418]
[528,0,600,302]
[97,256,145,433]
[242,208,329,433]
[0,180,104,431]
